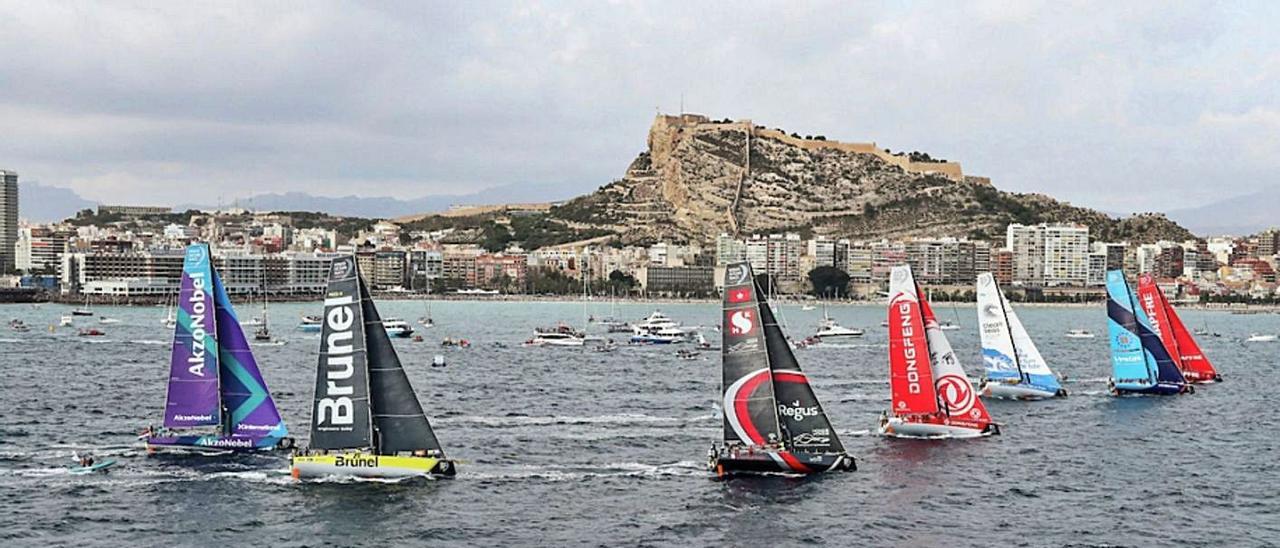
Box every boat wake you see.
[435,413,717,427]
[465,460,704,482]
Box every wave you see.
[464,460,704,482]
[435,413,717,427]
[127,339,166,346]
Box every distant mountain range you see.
[19,182,97,222]
[1165,189,1279,236]
[176,181,576,219]
[19,181,577,222]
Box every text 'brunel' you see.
[318,295,357,427]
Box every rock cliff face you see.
[550,114,1194,244]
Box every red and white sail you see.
[1136,274,1219,383]
[887,266,938,417]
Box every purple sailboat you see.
[143,244,292,454]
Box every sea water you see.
[1,301,1277,547]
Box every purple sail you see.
[163,244,222,429]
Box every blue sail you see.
[1106,270,1185,394]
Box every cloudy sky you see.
[1,1,1277,212]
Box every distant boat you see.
[975,273,1066,400]
[382,318,415,338]
[291,255,456,480]
[143,243,292,454]
[98,316,120,325]
[1064,329,1095,339]
[1105,270,1190,396]
[526,324,586,347]
[938,320,960,331]
[160,294,177,329]
[71,296,93,317]
[1135,274,1221,384]
[77,328,106,337]
[708,261,855,477]
[298,315,322,333]
[59,315,74,327]
[1246,333,1277,343]
[9,319,29,332]
[630,311,686,344]
[813,307,863,339]
[801,304,816,311]
[880,265,999,438]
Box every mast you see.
[992,277,1026,382]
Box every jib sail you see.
[210,265,287,440]
[164,244,222,429]
[720,262,782,447]
[308,255,373,451]
[360,276,444,455]
[759,298,843,454]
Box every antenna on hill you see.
[680,92,684,115]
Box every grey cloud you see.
[0,0,1276,212]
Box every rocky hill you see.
[548,114,1195,245]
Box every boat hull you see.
[1182,371,1222,384]
[291,453,457,480]
[1111,381,1191,396]
[981,381,1065,400]
[878,417,999,439]
[708,447,854,477]
[145,435,288,454]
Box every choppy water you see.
[2,300,1278,547]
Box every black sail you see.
[758,299,845,454]
[720,262,783,446]
[359,277,444,455]
[308,255,373,451]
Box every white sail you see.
[976,273,1060,395]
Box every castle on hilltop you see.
[647,113,980,183]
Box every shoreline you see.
[26,292,1280,312]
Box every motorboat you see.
[1064,329,1095,339]
[631,325,686,344]
[525,327,586,347]
[382,318,415,338]
[98,316,121,325]
[813,314,864,339]
[59,315,74,327]
[77,328,106,337]
[298,315,322,333]
[1246,333,1277,343]
[9,319,29,332]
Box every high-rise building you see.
[0,170,18,273]
[1007,223,1089,286]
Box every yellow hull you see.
[291,452,455,479]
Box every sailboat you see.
[879,265,999,438]
[1105,270,1191,396]
[975,273,1066,399]
[1135,274,1221,384]
[707,262,855,477]
[291,255,456,480]
[160,293,177,329]
[143,244,292,454]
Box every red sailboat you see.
[880,265,999,438]
[1135,274,1222,384]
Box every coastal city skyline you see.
[2,2,1277,217]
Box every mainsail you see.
[164,244,222,429]
[210,265,287,439]
[360,276,444,455]
[308,255,374,451]
[1106,270,1186,391]
[720,262,782,447]
[976,273,1060,392]
[1136,274,1218,382]
[887,266,938,416]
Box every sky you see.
[1,0,1277,213]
